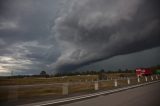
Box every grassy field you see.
[0,75,98,86]
[0,73,158,103]
[0,75,98,102]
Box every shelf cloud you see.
[52,0,160,72]
[0,0,160,75]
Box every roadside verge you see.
[20,80,160,106]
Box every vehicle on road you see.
[136,68,152,77]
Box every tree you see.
[118,69,122,73]
[40,71,47,77]
[100,69,105,73]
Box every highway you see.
[60,82,160,106]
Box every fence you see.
[0,75,160,105]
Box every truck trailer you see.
[136,68,152,77]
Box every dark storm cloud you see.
[0,0,63,75]
[53,0,160,72]
[0,0,51,43]
[0,0,160,75]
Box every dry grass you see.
[0,74,159,102]
[98,80,114,90]
[0,75,98,101]
[0,75,98,86]
[69,82,95,93]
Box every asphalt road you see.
[60,82,160,106]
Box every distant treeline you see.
[0,69,133,79]
[1,65,160,78]
[54,69,134,77]
[54,64,160,77]
[150,65,160,73]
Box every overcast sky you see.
[0,0,160,76]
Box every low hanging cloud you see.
[52,0,160,72]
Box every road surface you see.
[59,82,160,106]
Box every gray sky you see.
[0,0,160,76]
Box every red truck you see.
[136,68,152,77]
